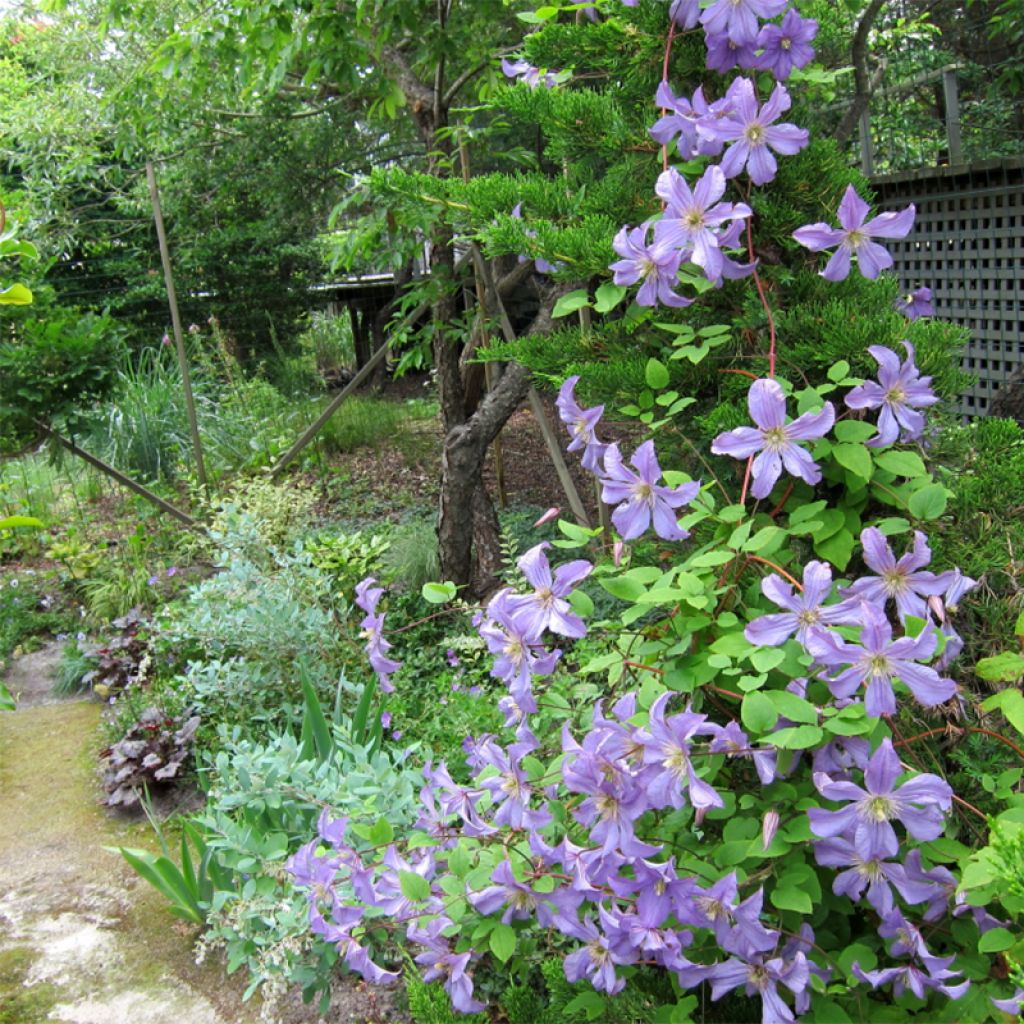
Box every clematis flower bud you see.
[762,809,780,850]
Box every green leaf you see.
[600,575,647,602]
[827,360,851,383]
[645,357,670,390]
[398,870,432,902]
[874,516,911,536]
[0,282,33,305]
[832,420,876,443]
[421,581,457,604]
[750,648,786,673]
[552,289,591,318]
[874,449,927,478]
[770,886,812,914]
[771,725,824,749]
[0,683,14,712]
[0,515,44,530]
[367,816,394,846]
[832,443,873,481]
[976,652,1024,683]
[763,690,818,724]
[979,927,1015,953]
[300,667,334,762]
[814,527,855,570]
[594,282,627,313]
[838,943,877,978]
[981,689,1024,736]
[741,691,778,734]
[564,991,608,1021]
[490,923,516,962]
[908,483,948,520]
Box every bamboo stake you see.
[146,161,208,493]
[269,252,472,477]
[40,424,199,529]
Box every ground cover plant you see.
[261,3,1024,1022]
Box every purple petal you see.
[748,378,786,429]
[821,246,852,281]
[837,186,869,231]
[864,204,916,240]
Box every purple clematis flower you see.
[600,440,700,541]
[793,185,916,281]
[711,378,835,500]
[756,9,818,81]
[844,341,938,446]
[705,34,760,74]
[509,541,592,638]
[895,285,934,320]
[501,57,558,89]
[556,375,607,473]
[813,836,940,916]
[992,987,1024,1014]
[610,222,692,308]
[853,954,969,1001]
[808,738,953,860]
[636,692,723,812]
[653,166,752,283]
[651,84,732,159]
[745,559,858,646]
[563,913,636,995]
[479,589,560,700]
[842,528,952,622]
[355,577,401,692]
[669,0,701,29]
[703,79,809,186]
[805,601,955,716]
[410,919,487,1013]
[708,953,810,1024]
[700,0,787,44]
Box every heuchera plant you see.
[286,2,1024,1020]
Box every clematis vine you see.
[610,221,693,308]
[745,559,858,646]
[841,527,952,622]
[895,285,934,320]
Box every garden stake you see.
[145,161,209,494]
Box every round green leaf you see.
[645,357,670,390]
[908,483,948,520]
[741,691,778,734]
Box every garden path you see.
[0,650,256,1024]
[1,651,403,1024]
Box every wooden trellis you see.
[871,156,1024,416]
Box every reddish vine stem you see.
[720,367,758,381]
[895,725,1024,763]
[745,554,804,591]
[659,22,678,174]
[769,481,795,519]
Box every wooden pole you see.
[468,244,591,528]
[40,424,199,529]
[146,161,208,492]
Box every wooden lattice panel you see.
[871,157,1024,416]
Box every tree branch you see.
[836,0,887,145]
[443,59,491,106]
